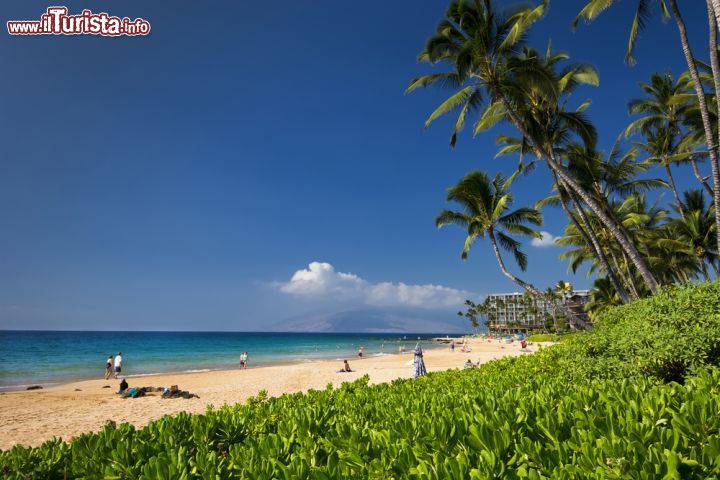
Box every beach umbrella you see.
[413,342,427,378]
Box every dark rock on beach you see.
[26,385,43,390]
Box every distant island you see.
[270,307,467,334]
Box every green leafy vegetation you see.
[526,333,561,342]
[3,282,720,478]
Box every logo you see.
[8,7,151,36]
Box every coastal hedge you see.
[526,333,561,342]
[545,281,720,383]
[2,281,720,479]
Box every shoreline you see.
[0,338,456,393]
[0,336,536,450]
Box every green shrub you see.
[553,281,720,383]
[527,333,561,342]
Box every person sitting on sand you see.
[337,360,353,373]
[463,359,474,370]
[104,355,113,380]
[118,378,128,394]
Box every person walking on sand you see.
[450,340,455,352]
[104,355,113,380]
[113,352,123,379]
[239,352,248,369]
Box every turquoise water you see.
[0,331,444,390]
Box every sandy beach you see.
[0,337,540,450]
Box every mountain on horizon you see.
[269,308,467,334]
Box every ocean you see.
[0,331,448,390]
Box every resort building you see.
[484,290,590,333]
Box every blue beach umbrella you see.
[413,343,427,378]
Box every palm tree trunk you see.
[487,228,541,296]
[690,156,714,196]
[549,156,659,292]
[609,249,639,300]
[592,220,638,298]
[494,93,661,293]
[700,260,711,282]
[664,161,686,217]
[572,202,632,303]
[712,0,720,29]
[671,0,720,261]
[706,0,720,259]
[554,174,631,303]
[620,249,644,297]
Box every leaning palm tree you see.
[409,0,661,293]
[436,170,542,295]
[575,0,720,263]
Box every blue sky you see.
[0,0,710,330]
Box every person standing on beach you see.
[358,346,364,359]
[113,352,123,379]
[413,343,427,378]
[239,352,248,369]
[104,355,113,380]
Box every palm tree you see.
[634,125,688,216]
[534,167,633,303]
[538,141,664,300]
[558,193,673,298]
[657,190,719,280]
[555,280,573,298]
[585,277,622,319]
[410,0,661,293]
[626,71,711,213]
[436,170,542,295]
[458,299,482,334]
[575,0,720,266]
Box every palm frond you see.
[425,85,478,128]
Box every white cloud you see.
[531,231,560,248]
[279,262,366,297]
[278,261,471,309]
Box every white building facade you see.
[484,290,590,332]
